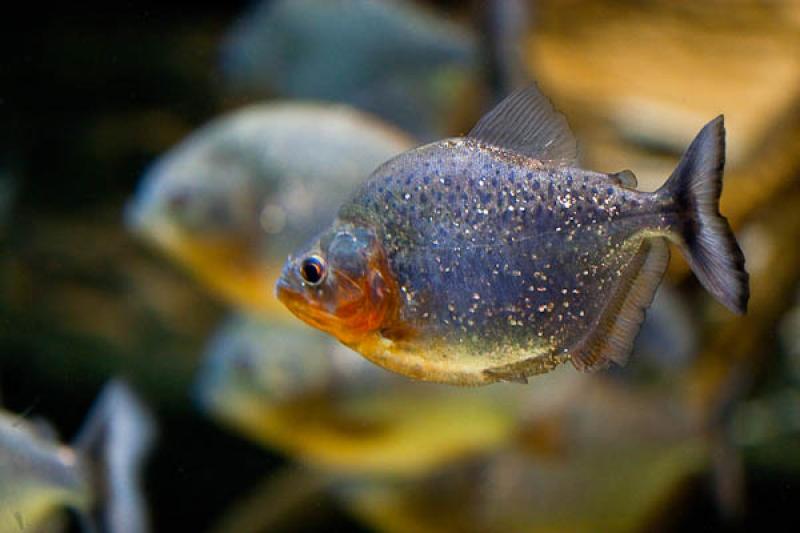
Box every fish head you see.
[126,146,267,251]
[126,142,288,313]
[276,223,396,345]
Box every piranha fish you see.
[276,85,749,385]
[126,103,413,317]
[0,380,155,532]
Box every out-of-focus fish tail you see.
[658,115,749,314]
[73,380,157,533]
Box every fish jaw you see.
[275,279,339,333]
[136,219,288,318]
[275,276,374,346]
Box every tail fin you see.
[658,115,749,314]
[73,380,157,533]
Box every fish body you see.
[339,139,672,380]
[127,103,413,316]
[0,381,155,532]
[277,85,749,385]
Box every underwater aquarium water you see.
[2,1,800,531]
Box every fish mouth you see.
[275,279,347,336]
[274,279,299,311]
[274,274,298,305]
[276,280,326,326]
[123,196,146,233]
[275,273,375,346]
[124,195,162,241]
[123,193,184,254]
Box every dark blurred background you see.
[1,1,799,532]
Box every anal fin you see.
[483,352,571,383]
[570,238,670,372]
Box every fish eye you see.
[167,189,192,212]
[300,255,326,286]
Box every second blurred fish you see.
[0,380,155,533]
[220,0,480,139]
[338,380,707,533]
[126,103,413,317]
[194,314,583,477]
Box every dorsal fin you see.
[609,169,637,188]
[468,84,578,165]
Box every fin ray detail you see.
[468,84,578,165]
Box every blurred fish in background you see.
[194,314,582,477]
[127,103,414,317]
[219,0,481,139]
[337,380,707,533]
[197,309,714,533]
[0,380,155,533]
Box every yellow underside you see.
[153,230,294,321]
[0,487,87,533]
[352,333,556,386]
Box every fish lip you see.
[125,163,169,235]
[275,277,315,319]
[275,281,312,316]
[123,191,179,250]
[124,194,159,239]
[274,276,297,305]
[275,271,369,340]
[275,279,340,333]
[123,197,144,231]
